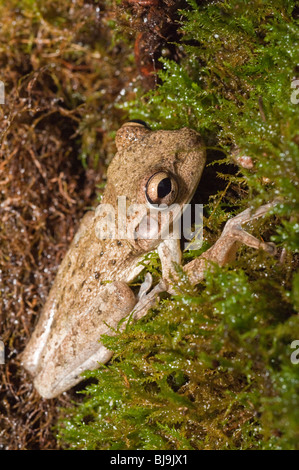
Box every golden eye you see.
[145,171,178,206]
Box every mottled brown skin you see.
[22,123,206,398]
[22,123,276,399]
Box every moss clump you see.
[57,0,299,450]
[58,263,299,450]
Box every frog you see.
[22,121,276,399]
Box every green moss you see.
[58,0,299,449]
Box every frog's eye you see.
[145,172,178,206]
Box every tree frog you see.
[22,121,276,398]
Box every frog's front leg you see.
[129,203,276,322]
[184,202,276,285]
[130,238,182,321]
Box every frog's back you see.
[22,210,140,379]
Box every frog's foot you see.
[221,202,276,255]
[137,272,154,301]
[133,278,167,322]
[131,238,181,320]
[184,201,277,285]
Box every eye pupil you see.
[145,172,178,207]
[157,178,172,198]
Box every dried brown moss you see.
[0,0,138,449]
[119,0,186,89]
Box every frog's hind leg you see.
[128,203,277,322]
[30,280,138,398]
[22,211,95,376]
[184,202,277,286]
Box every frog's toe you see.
[261,241,277,256]
[222,202,277,255]
[137,272,153,300]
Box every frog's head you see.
[103,121,206,250]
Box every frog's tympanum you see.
[22,122,276,398]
